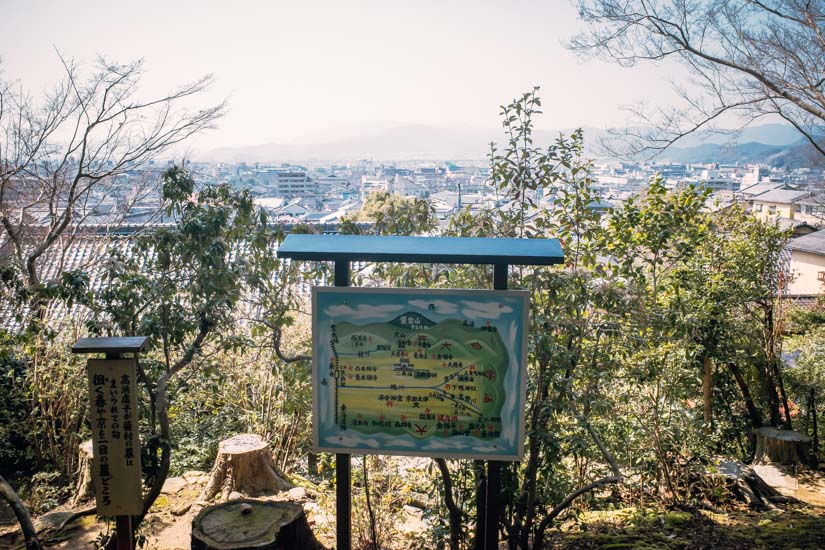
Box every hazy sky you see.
[0,0,683,151]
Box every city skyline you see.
[1,0,687,153]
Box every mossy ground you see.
[2,480,824,548]
[544,505,825,549]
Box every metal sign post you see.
[73,336,149,550]
[334,260,352,550]
[278,234,563,550]
[485,262,508,550]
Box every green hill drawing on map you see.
[325,313,508,442]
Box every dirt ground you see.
[1,464,824,549]
[0,470,330,549]
[0,466,426,549]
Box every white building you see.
[389,175,427,197]
[361,176,389,197]
[788,230,825,295]
[742,165,771,188]
[255,168,316,197]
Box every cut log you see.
[199,434,292,503]
[753,428,812,465]
[709,459,789,510]
[70,440,94,506]
[191,499,323,550]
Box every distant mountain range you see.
[198,123,822,167]
[670,124,804,148]
[202,125,502,162]
[657,139,824,168]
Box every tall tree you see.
[0,55,224,330]
[443,88,627,550]
[90,166,270,545]
[717,208,793,427]
[0,56,223,549]
[571,0,825,158]
[344,191,438,236]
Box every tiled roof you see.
[775,217,816,230]
[0,226,319,334]
[0,233,132,333]
[752,189,809,204]
[785,295,823,310]
[739,182,786,196]
[788,230,825,255]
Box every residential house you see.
[788,230,825,296]
[735,181,787,205]
[273,198,311,219]
[777,218,818,239]
[750,189,810,223]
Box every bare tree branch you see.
[0,55,225,327]
[572,0,825,159]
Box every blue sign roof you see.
[277,234,563,266]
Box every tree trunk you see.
[763,363,782,428]
[773,359,793,429]
[70,440,94,506]
[703,355,713,431]
[473,460,486,550]
[764,306,792,428]
[811,389,819,466]
[200,434,292,502]
[753,427,812,465]
[0,474,42,550]
[726,362,763,429]
[532,475,622,550]
[191,499,323,550]
[434,458,462,550]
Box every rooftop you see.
[788,230,825,255]
[738,182,787,196]
[752,189,809,204]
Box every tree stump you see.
[70,440,94,506]
[753,428,812,465]
[199,434,292,502]
[191,499,323,550]
[710,459,789,510]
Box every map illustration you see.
[312,287,528,460]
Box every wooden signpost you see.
[73,336,148,550]
[278,234,564,550]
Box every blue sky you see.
[1,0,684,150]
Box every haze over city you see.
[2,2,825,549]
[0,0,686,152]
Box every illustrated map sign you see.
[312,287,529,460]
[86,358,143,515]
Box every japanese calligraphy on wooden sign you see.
[86,358,143,515]
[312,287,529,460]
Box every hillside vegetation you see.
[1,89,824,550]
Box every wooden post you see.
[108,350,135,550]
[334,259,352,550]
[485,462,501,549]
[72,337,148,550]
[115,514,133,550]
